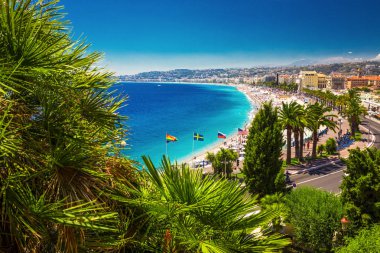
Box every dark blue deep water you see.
[114,82,252,166]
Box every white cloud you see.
[372,54,380,61]
[317,57,352,64]
[316,56,365,65]
[348,51,353,54]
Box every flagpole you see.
[166,132,168,157]
[192,131,195,154]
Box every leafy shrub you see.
[317,144,325,155]
[341,148,380,229]
[336,224,380,252]
[325,137,337,155]
[285,187,343,252]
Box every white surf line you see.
[297,169,344,185]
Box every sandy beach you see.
[180,84,308,173]
[180,83,261,171]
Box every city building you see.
[299,71,318,89]
[263,75,276,83]
[317,73,327,89]
[253,75,263,84]
[367,76,380,88]
[329,73,346,90]
[346,76,380,89]
[278,74,297,84]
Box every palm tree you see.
[294,106,308,161]
[341,89,367,133]
[279,101,302,164]
[206,149,238,177]
[306,103,337,158]
[116,156,290,252]
[0,1,138,251]
[336,94,346,113]
[217,148,238,177]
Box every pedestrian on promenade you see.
[307,141,310,150]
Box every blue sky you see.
[61,0,380,74]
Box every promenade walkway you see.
[285,114,373,174]
[228,114,373,176]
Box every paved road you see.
[290,117,380,193]
[290,161,345,193]
[361,117,380,149]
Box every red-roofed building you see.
[346,76,380,89]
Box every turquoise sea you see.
[114,82,253,166]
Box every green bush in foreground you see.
[0,0,139,251]
[285,187,343,252]
[115,156,290,252]
[336,224,380,252]
[341,148,380,229]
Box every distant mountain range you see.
[118,60,380,82]
[288,59,317,67]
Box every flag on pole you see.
[238,128,248,135]
[166,133,178,143]
[193,132,204,141]
[217,132,226,139]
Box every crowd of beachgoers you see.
[185,83,365,173]
[184,84,310,170]
[184,83,371,174]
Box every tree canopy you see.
[285,187,344,252]
[116,156,291,252]
[0,0,138,251]
[340,89,367,133]
[336,224,380,252]
[341,148,380,229]
[206,148,238,177]
[243,102,286,197]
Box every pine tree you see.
[341,148,380,229]
[243,102,286,197]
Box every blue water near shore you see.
[113,82,252,166]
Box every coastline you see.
[119,80,229,87]
[179,83,262,168]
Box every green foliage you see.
[325,137,337,155]
[261,193,287,232]
[336,224,380,252]
[285,187,344,252]
[340,90,367,133]
[279,101,303,164]
[341,148,380,229]
[0,0,139,251]
[306,102,337,158]
[317,144,325,155]
[244,102,286,197]
[263,82,299,92]
[116,156,290,252]
[354,132,362,141]
[206,148,238,177]
[302,88,338,107]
